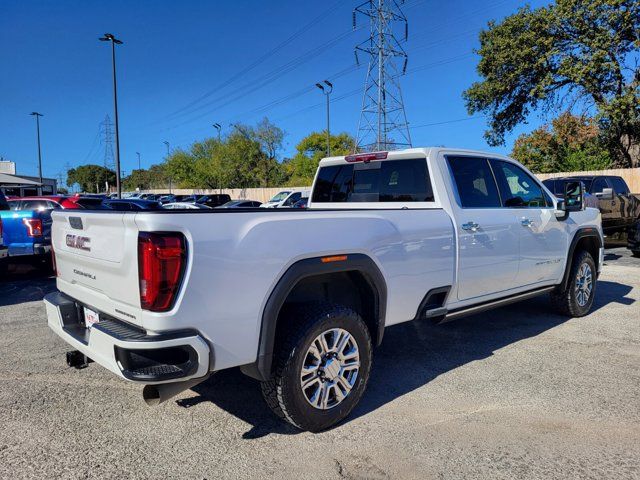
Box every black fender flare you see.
[241,253,387,381]
[560,227,602,291]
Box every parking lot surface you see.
[0,249,638,479]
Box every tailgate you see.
[52,211,143,322]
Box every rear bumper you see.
[7,242,51,257]
[44,291,211,384]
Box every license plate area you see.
[83,307,100,329]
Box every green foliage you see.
[511,113,612,172]
[163,118,286,189]
[66,165,116,193]
[464,0,640,167]
[123,164,169,191]
[283,132,355,186]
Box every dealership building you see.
[0,159,57,196]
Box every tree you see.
[163,119,288,190]
[283,132,355,186]
[512,112,612,172]
[123,164,169,191]
[464,0,640,167]
[67,165,116,193]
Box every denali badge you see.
[68,217,83,230]
[66,234,91,251]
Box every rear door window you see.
[490,160,548,208]
[609,177,629,194]
[311,159,433,203]
[447,157,501,208]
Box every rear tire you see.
[261,303,372,432]
[551,250,596,317]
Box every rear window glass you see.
[447,156,501,208]
[312,159,434,203]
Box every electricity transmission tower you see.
[354,0,412,152]
[100,115,115,170]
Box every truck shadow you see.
[183,279,633,438]
[0,263,56,307]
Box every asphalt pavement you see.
[0,249,638,479]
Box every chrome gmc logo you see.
[66,234,91,252]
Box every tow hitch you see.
[66,350,93,369]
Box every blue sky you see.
[1,0,550,181]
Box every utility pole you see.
[29,112,44,190]
[354,0,411,152]
[163,141,172,194]
[315,81,333,157]
[99,33,124,198]
[136,152,141,170]
[213,123,222,142]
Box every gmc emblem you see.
[66,234,91,252]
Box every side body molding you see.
[241,254,387,381]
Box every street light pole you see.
[29,112,44,191]
[213,123,222,142]
[163,141,172,194]
[315,80,333,157]
[136,152,141,170]
[99,33,123,198]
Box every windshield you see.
[268,191,291,203]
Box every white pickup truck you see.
[45,147,603,431]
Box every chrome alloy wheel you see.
[300,328,360,410]
[575,262,593,307]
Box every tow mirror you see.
[596,187,613,200]
[564,181,584,212]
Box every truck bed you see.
[52,207,455,370]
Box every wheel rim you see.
[574,262,593,307]
[300,328,360,410]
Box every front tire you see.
[261,303,373,432]
[632,250,640,258]
[551,250,596,317]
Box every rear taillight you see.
[138,232,186,312]
[23,218,43,237]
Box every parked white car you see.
[162,202,211,210]
[45,147,603,431]
[260,189,311,208]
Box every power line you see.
[166,27,362,129]
[165,0,346,120]
[410,115,486,130]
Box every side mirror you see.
[596,187,613,200]
[564,181,584,212]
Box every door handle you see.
[461,221,479,232]
[521,218,534,227]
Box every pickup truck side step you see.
[444,286,555,322]
[415,286,451,323]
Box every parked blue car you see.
[0,191,9,273]
[0,199,53,269]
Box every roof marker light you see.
[345,152,388,163]
[321,255,348,263]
